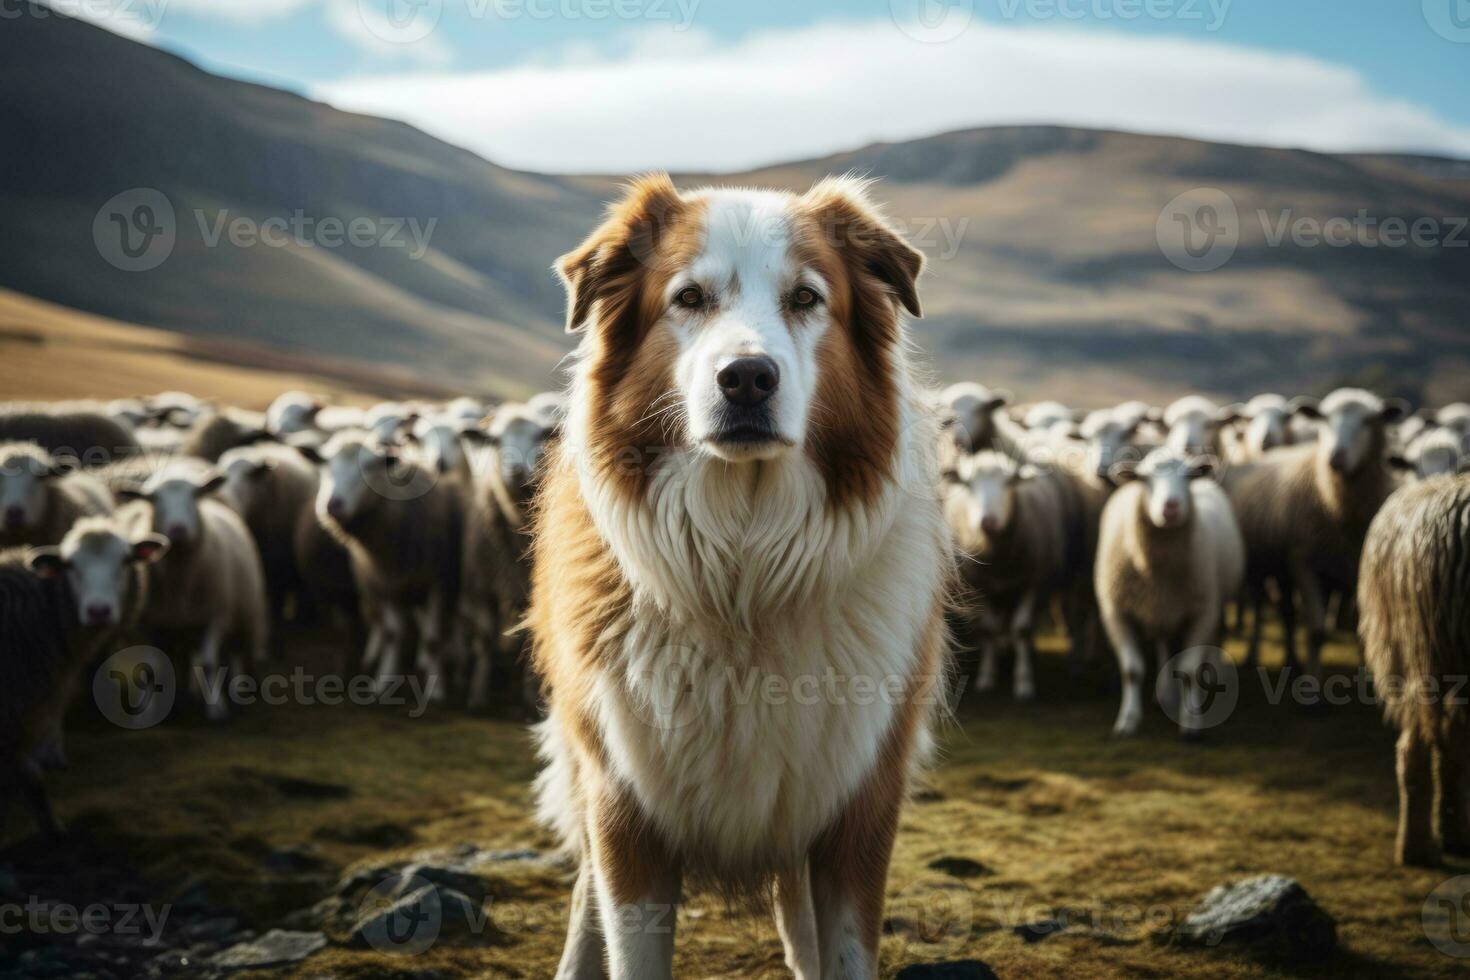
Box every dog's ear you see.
[555,173,686,335]
[801,177,924,318]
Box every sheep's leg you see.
[467,605,500,712]
[1275,575,1301,672]
[195,620,230,722]
[1438,737,1470,856]
[1011,592,1038,702]
[413,594,449,705]
[553,862,605,980]
[974,637,998,693]
[1176,607,1223,739]
[1293,564,1327,683]
[1155,640,1181,717]
[374,604,408,697]
[774,862,820,980]
[1396,728,1440,866]
[1102,608,1147,737]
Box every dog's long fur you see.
[528,174,952,977]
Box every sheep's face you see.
[1299,389,1407,476]
[945,390,1006,453]
[951,452,1024,538]
[1409,430,1468,480]
[1126,450,1212,530]
[267,393,321,436]
[30,525,168,627]
[218,451,276,515]
[315,435,401,527]
[1245,408,1290,455]
[364,404,409,446]
[412,417,466,476]
[140,472,224,548]
[0,448,63,531]
[1081,412,1140,482]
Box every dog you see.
[529,173,952,979]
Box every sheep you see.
[0,402,142,468]
[1225,393,1295,462]
[266,391,324,436]
[179,406,273,462]
[306,431,463,702]
[1096,449,1245,737]
[1078,407,1157,484]
[938,382,1025,456]
[458,403,560,709]
[446,396,491,427]
[1357,473,1470,865]
[942,450,1093,700]
[524,391,565,428]
[144,391,209,428]
[0,442,113,550]
[409,414,474,477]
[1226,388,1408,677]
[1394,427,1470,481]
[4,531,166,835]
[116,462,270,720]
[1022,400,1077,436]
[364,402,417,446]
[217,443,320,650]
[1163,395,1239,457]
[291,497,364,674]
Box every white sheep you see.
[1096,449,1245,737]
[1163,395,1239,457]
[0,442,113,550]
[117,462,270,720]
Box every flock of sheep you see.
[0,390,560,835]
[1,382,1468,865]
[936,382,1470,864]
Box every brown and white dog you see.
[529,174,952,979]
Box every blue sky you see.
[56,0,1470,171]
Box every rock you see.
[895,961,998,980]
[350,884,491,954]
[1170,875,1336,959]
[478,848,540,864]
[1013,918,1067,944]
[926,857,992,879]
[181,916,241,944]
[396,864,490,905]
[209,930,327,970]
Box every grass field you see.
[6,623,1467,979]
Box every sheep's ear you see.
[130,534,169,564]
[1380,398,1411,424]
[460,428,498,447]
[1218,404,1245,425]
[115,483,147,502]
[940,466,961,484]
[1289,397,1323,420]
[45,455,80,478]
[1188,458,1217,480]
[1109,460,1139,483]
[248,459,277,480]
[242,428,276,446]
[291,440,324,464]
[1386,454,1416,472]
[196,472,227,496]
[986,390,1012,411]
[28,548,68,579]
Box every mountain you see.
[3,5,1468,407]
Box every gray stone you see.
[209,929,327,970]
[1172,875,1336,959]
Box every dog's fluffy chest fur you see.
[568,447,947,867]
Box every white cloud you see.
[322,0,453,67]
[313,17,1470,173]
[43,0,163,41]
[163,0,316,23]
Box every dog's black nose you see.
[717,356,780,407]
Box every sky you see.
[44,0,1470,173]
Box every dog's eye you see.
[674,285,704,309]
[791,286,821,310]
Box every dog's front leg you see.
[587,791,681,980]
[808,778,903,979]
